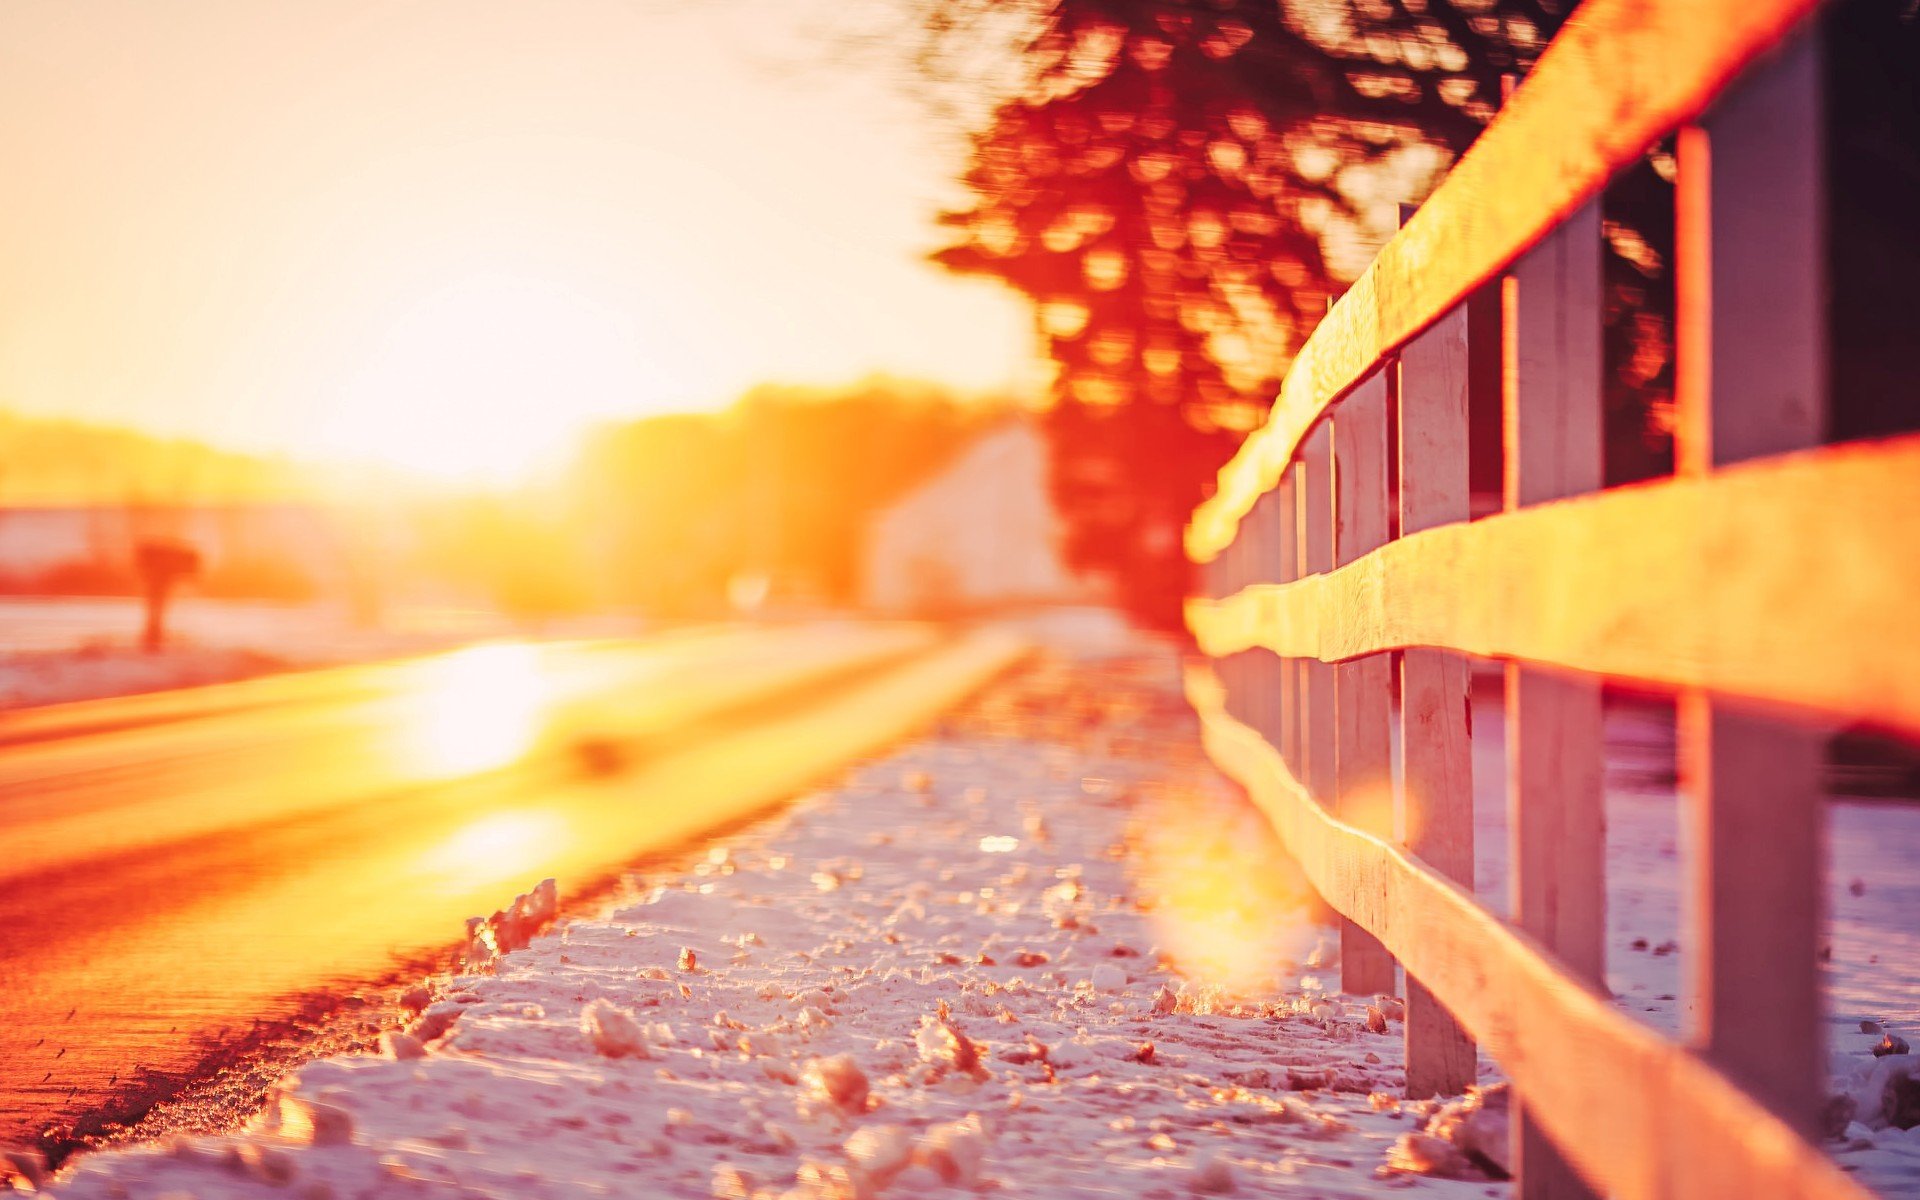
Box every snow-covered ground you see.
[13,638,1920,1196]
[29,650,1505,1199]
[1464,685,1920,1192]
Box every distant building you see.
[863,420,1099,616]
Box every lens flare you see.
[1128,787,1314,994]
[417,810,569,895]
[400,642,554,779]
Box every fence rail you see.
[1193,435,1920,738]
[1183,0,1897,1196]
[1185,668,1866,1200]
[1185,0,1822,564]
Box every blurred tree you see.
[572,379,1007,616]
[906,0,1699,625]
[133,537,200,653]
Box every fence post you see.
[1332,374,1397,997]
[1275,471,1301,768]
[1396,305,1478,1097]
[1218,535,1244,723]
[1504,196,1606,1200]
[1673,28,1827,1142]
[1245,489,1283,750]
[1297,423,1369,991]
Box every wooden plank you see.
[1186,0,1821,563]
[1502,203,1604,508]
[1504,674,1604,987]
[1216,536,1245,724]
[1298,426,1336,807]
[1185,433,1920,740]
[1673,32,1827,1138]
[1332,374,1396,997]
[1299,426,1354,956]
[1184,663,1873,1200]
[1243,489,1283,748]
[1274,473,1301,768]
[1395,306,1477,1096]
[1678,700,1825,1133]
[1503,203,1606,1200]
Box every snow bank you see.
[39,652,1468,1199]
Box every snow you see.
[38,650,1490,1199]
[1463,679,1920,1193]
[18,636,1920,1197]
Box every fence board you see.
[1187,434,1920,737]
[1186,0,1821,562]
[1332,374,1397,997]
[1673,31,1827,1137]
[1298,427,1354,971]
[1395,307,1477,1096]
[1184,663,1872,1200]
[1504,204,1606,1199]
[1274,474,1302,767]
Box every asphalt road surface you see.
[0,621,1024,1149]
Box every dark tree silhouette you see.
[133,537,201,653]
[917,0,1642,626]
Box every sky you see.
[0,0,1038,482]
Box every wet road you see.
[0,621,1024,1147]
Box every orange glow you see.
[1344,775,1405,840]
[321,274,668,482]
[1129,790,1312,994]
[0,2,1038,482]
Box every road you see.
[0,621,1026,1149]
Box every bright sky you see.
[0,0,1038,482]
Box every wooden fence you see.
[1184,1,1908,1197]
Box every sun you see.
[321,273,675,484]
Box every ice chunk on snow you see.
[846,1124,915,1189]
[1190,1151,1234,1194]
[381,1031,426,1060]
[277,1095,355,1147]
[1838,1052,1920,1129]
[409,1000,465,1043]
[915,1014,986,1078]
[916,1115,988,1188]
[1387,1083,1511,1180]
[466,877,560,963]
[801,1055,870,1115]
[582,998,652,1059]
[1090,962,1127,993]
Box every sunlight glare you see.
[325,274,676,483]
[417,810,569,895]
[1130,791,1313,994]
[401,642,555,779]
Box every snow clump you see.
[581,998,652,1059]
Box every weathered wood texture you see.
[1186,0,1822,562]
[1273,474,1302,767]
[1187,433,1920,737]
[1394,307,1477,1097]
[1504,205,1606,1200]
[1184,665,1873,1200]
[1331,374,1396,997]
[1184,6,1856,1192]
[1297,427,1358,971]
[1673,32,1827,1137]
